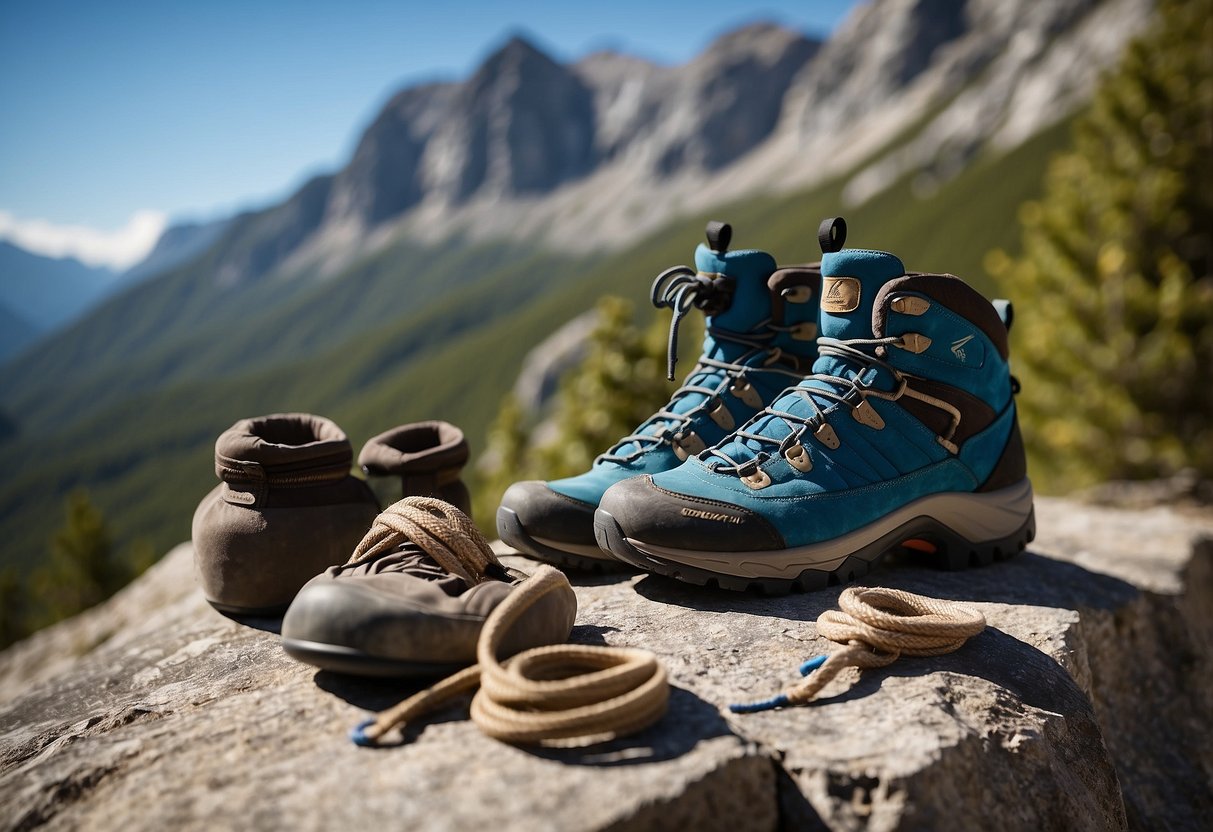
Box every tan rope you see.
[731,586,985,712]
[346,496,498,585]
[350,501,669,748]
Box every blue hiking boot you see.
[498,221,821,570]
[595,218,1034,592]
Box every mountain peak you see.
[704,20,813,50]
[478,33,559,74]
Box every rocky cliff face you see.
[191,0,1152,287]
[2,496,1210,831]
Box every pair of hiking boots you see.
[192,416,575,676]
[499,218,1034,592]
[193,215,1034,678]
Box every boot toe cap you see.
[598,475,784,553]
[498,480,597,546]
[282,576,482,664]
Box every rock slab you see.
[1,496,1211,831]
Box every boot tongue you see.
[694,244,777,337]
[603,242,776,460]
[818,249,905,341]
[665,243,776,414]
[710,248,906,468]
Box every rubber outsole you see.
[593,505,1036,595]
[496,505,628,573]
[208,599,289,618]
[281,637,469,678]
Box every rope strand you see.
[730,586,985,712]
[349,500,669,748]
[346,497,498,585]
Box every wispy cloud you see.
[0,210,167,271]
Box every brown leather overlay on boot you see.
[899,377,997,446]
[871,274,1009,360]
[978,412,1028,492]
[766,264,820,325]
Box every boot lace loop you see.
[597,265,805,465]
[707,336,903,474]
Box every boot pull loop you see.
[818,217,847,254]
[705,220,732,253]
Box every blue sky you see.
[0,0,857,267]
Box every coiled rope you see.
[730,586,986,712]
[349,498,669,747]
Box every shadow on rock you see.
[568,624,617,645]
[813,626,1093,718]
[632,572,840,623]
[874,549,1140,612]
[527,684,735,767]
[499,554,639,589]
[315,671,731,768]
[562,568,640,589]
[216,610,283,635]
[631,548,1138,624]
[313,669,440,711]
[774,765,832,832]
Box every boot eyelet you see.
[781,285,813,303]
[741,469,772,490]
[672,431,706,460]
[890,295,931,316]
[708,399,735,430]
[814,422,841,449]
[791,322,818,341]
[730,378,764,409]
[851,399,885,430]
[784,443,813,472]
[895,333,932,354]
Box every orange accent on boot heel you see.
[901,539,938,554]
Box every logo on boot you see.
[951,334,974,362]
[821,277,861,313]
[680,507,743,525]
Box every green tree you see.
[476,295,695,522]
[0,568,30,648]
[989,0,1213,489]
[32,490,139,626]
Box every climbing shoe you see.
[192,413,380,615]
[497,221,821,570]
[282,498,577,677]
[595,218,1034,593]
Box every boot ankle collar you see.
[214,413,353,482]
[359,421,469,479]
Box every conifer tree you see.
[532,296,678,478]
[476,295,687,519]
[0,568,30,648]
[989,0,1213,489]
[32,490,137,626]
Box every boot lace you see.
[597,265,805,465]
[706,335,906,475]
[333,498,512,587]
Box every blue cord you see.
[728,693,789,714]
[349,718,378,747]
[729,655,827,713]
[799,654,827,675]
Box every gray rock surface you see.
[2,497,1211,831]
